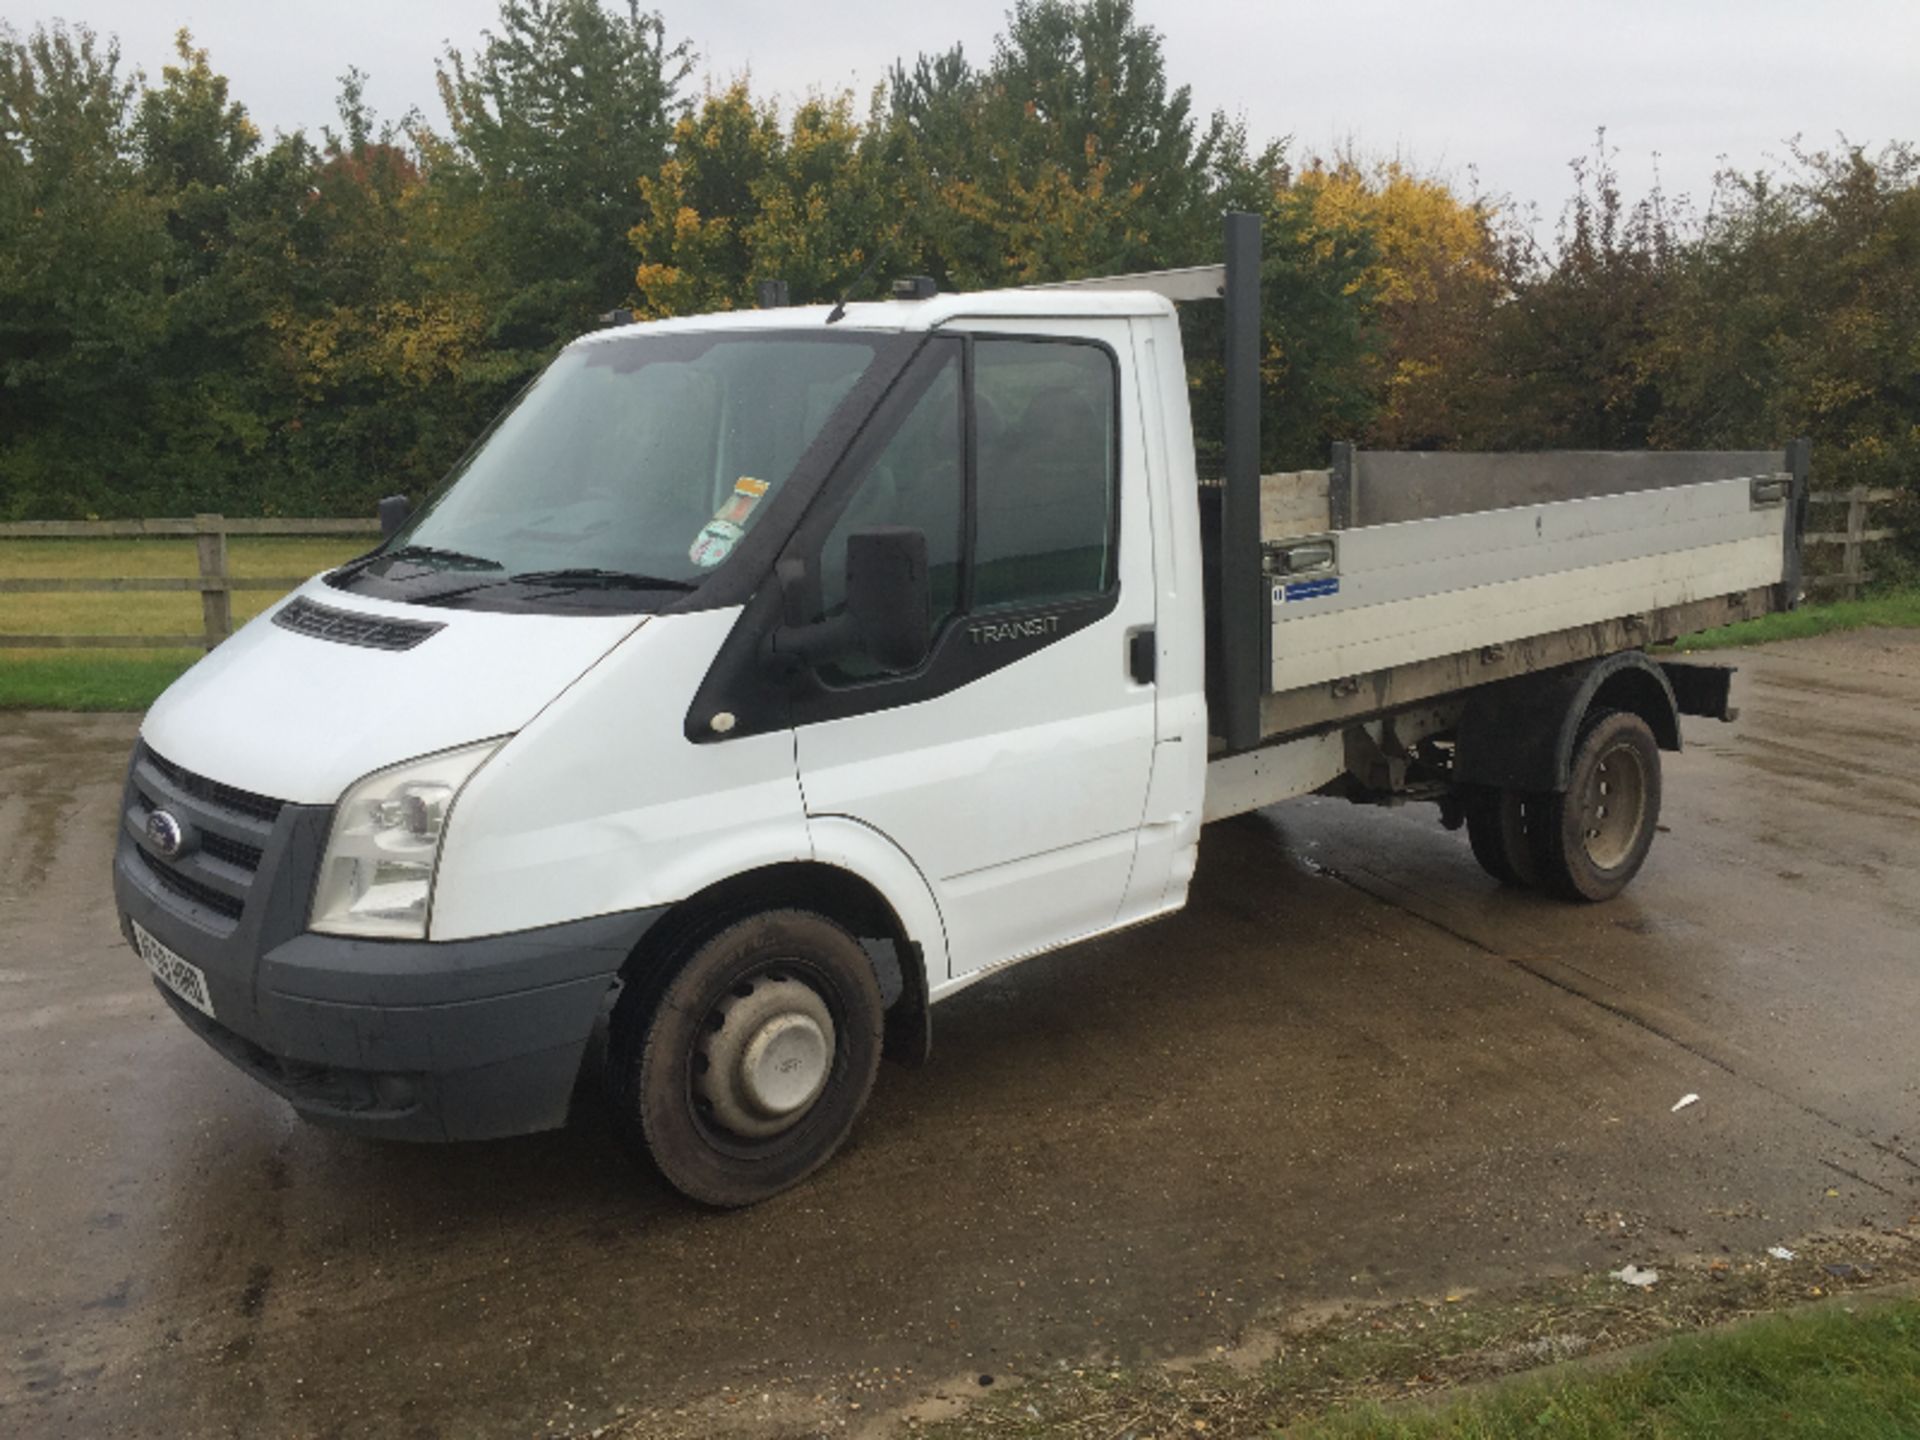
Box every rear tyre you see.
[1532,710,1662,903]
[1465,787,1542,888]
[610,909,884,1207]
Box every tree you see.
[1290,157,1506,449]
[1649,143,1920,553]
[629,84,894,315]
[629,82,785,314]
[1469,134,1681,449]
[0,20,168,515]
[883,0,1245,288]
[433,0,691,354]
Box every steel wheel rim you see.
[1579,741,1648,871]
[691,965,838,1142]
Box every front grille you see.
[273,595,443,652]
[133,846,246,920]
[200,831,265,871]
[127,745,286,932]
[141,747,284,825]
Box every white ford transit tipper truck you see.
[114,214,1808,1205]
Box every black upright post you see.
[1221,211,1263,753]
[1328,441,1355,531]
[1783,436,1811,611]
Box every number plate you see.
[132,920,215,1019]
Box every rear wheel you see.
[610,909,884,1207]
[1531,710,1662,902]
[1465,787,1542,888]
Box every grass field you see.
[1305,1299,1920,1439]
[1669,586,1920,652]
[907,1233,1920,1440]
[0,536,368,711]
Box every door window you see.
[815,342,964,680]
[808,334,1118,686]
[973,339,1118,608]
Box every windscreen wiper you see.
[334,543,504,580]
[382,544,504,570]
[510,568,698,591]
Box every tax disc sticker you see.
[688,477,769,568]
[689,518,743,568]
[713,475,769,526]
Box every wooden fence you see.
[0,491,1904,652]
[0,515,379,651]
[1804,487,1899,601]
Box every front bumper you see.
[113,746,663,1141]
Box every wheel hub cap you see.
[1580,743,1647,870]
[696,975,835,1139]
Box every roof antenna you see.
[825,249,886,325]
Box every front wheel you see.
[1532,710,1663,902]
[611,910,884,1207]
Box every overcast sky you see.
[13,0,1919,226]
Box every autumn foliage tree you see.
[0,0,1915,569]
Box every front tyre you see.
[1533,710,1663,903]
[614,910,884,1207]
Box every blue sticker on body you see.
[1280,576,1341,602]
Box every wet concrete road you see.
[2,630,1916,1438]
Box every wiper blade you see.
[383,544,504,571]
[334,543,504,582]
[509,568,697,591]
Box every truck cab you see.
[115,288,1210,1205]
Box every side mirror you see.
[378,494,412,539]
[844,526,931,671]
[767,527,932,676]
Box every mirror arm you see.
[765,613,856,669]
[760,556,846,683]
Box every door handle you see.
[1127,627,1156,684]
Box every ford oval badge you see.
[147,810,186,859]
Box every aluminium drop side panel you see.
[1267,475,1789,696]
[1347,449,1786,526]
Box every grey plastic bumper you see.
[115,842,664,1141]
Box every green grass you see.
[1,536,367,711]
[0,650,203,711]
[1304,1299,1920,1439]
[1669,586,1920,651]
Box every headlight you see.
[310,739,504,940]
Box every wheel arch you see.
[1455,651,1680,794]
[1590,663,1682,753]
[617,839,942,1066]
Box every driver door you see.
[792,322,1157,981]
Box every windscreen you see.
[348,331,883,601]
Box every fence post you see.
[1843,486,1869,601]
[195,513,232,649]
